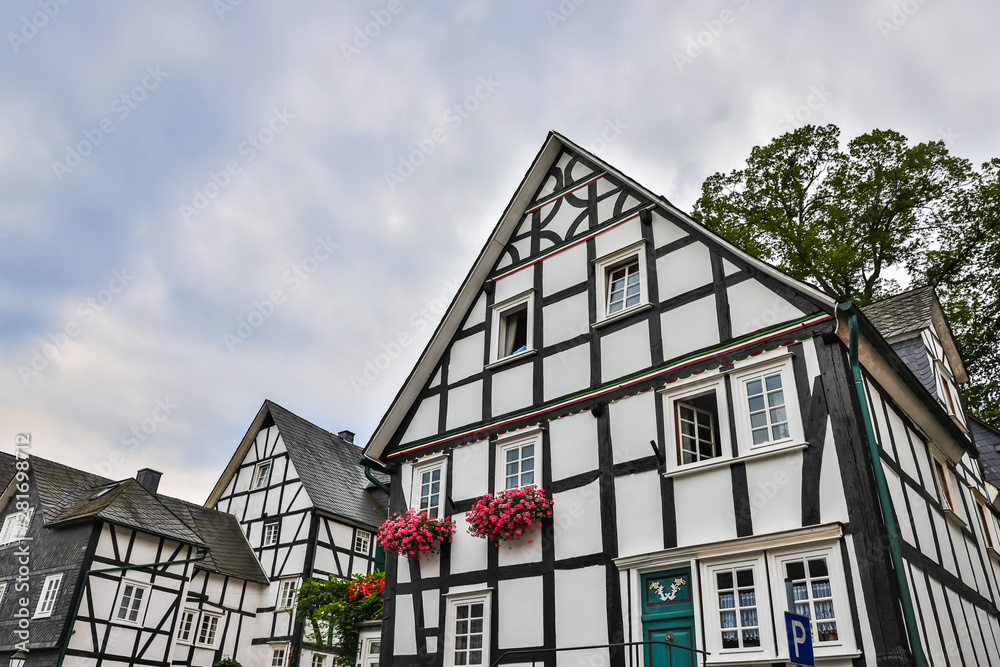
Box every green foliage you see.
[693,124,999,426]
[212,658,242,667]
[295,573,384,664]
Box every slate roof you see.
[971,418,1000,489]
[266,400,388,528]
[0,452,15,488]
[861,286,936,340]
[890,336,937,399]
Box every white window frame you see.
[311,653,327,667]
[177,608,198,644]
[444,590,492,667]
[276,577,298,610]
[196,610,222,647]
[594,240,649,324]
[974,494,1000,557]
[354,529,372,555]
[660,375,732,472]
[270,643,289,667]
[931,453,955,513]
[253,460,273,489]
[768,544,856,660]
[412,458,446,519]
[488,290,535,365]
[34,573,63,618]
[114,579,151,625]
[732,357,803,454]
[703,556,771,657]
[0,581,7,606]
[263,521,280,546]
[495,430,541,491]
[0,508,34,545]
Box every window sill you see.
[592,302,653,329]
[705,650,860,665]
[943,507,967,529]
[485,348,536,371]
[662,442,808,479]
[987,546,1000,561]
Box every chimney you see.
[136,468,162,495]
[338,430,355,443]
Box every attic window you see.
[253,461,273,489]
[489,291,534,365]
[594,241,649,323]
[90,484,118,500]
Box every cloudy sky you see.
[2,0,998,503]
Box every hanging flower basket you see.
[377,509,455,560]
[465,485,554,546]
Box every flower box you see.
[377,509,455,560]
[465,485,554,546]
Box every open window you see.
[595,241,648,324]
[253,460,273,489]
[489,291,534,364]
[661,377,730,470]
[932,456,954,512]
[0,508,33,545]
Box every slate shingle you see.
[861,286,936,340]
[971,419,1000,489]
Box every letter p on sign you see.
[784,612,814,666]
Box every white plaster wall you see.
[449,331,485,383]
[449,516,488,574]
[498,577,545,648]
[600,323,651,382]
[727,279,805,336]
[542,291,589,347]
[451,440,489,501]
[745,451,802,535]
[464,293,487,330]
[594,217,642,258]
[540,199,585,244]
[674,467,736,546]
[543,344,591,401]
[651,212,687,249]
[396,555,411,584]
[614,471,663,556]
[422,588,440,628]
[447,381,483,431]
[554,567,609,649]
[656,241,713,302]
[608,392,658,464]
[883,464,914,544]
[512,235,532,263]
[660,296,720,361]
[495,268,534,303]
[549,411,600,482]
[553,480,603,560]
[419,552,441,579]
[329,520,354,549]
[498,536,542,567]
[401,395,440,444]
[394,594,417,655]
[492,363,534,417]
[722,258,741,276]
[542,243,588,296]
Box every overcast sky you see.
[2,0,998,503]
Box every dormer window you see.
[594,241,649,324]
[489,291,534,364]
[0,509,33,545]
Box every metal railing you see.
[490,640,711,667]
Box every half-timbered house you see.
[207,400,388,667]
[362,132,1000,667]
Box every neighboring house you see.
[969,418,1000,490]
[362,132,1000,666]
[206,400,388,667]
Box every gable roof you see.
[206,400,387,529]
[861,285,968,383]
[970,417,1000,489]
[363,131,837,462]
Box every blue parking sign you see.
[785,612,814,666]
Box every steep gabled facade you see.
[364,133,1000,667]
[207,400,388,667]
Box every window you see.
[745,372,789,446]
[499,437,536,489]
[34,573,62,618]
[271,645,288,667]
[311,653,326,667]
[177,609,197,643]
[416,464,443,518]
[975,498,998,552]
[0,509,33,544]
[784,557,839,643]
[354,529,372,554]
[277,578,297,609]
[595,241,648,323]
[448,596,488,667]
[732,358,802,452]
[253,461,273,489]
[263,522,279,546]
[490,291,534,363]
[715,566,761,649]
[0,581,7,605]
[115,581,150,624]
[197,612,221,647]
[675,393,722,465]
[933,458,953,511]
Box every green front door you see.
[642,568,698,667]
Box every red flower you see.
[464,486,554,546]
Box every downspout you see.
[360,459,390,572]
[57,545,208,667]
[840,303,927,667]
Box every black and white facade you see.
[363,133,1000,667]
